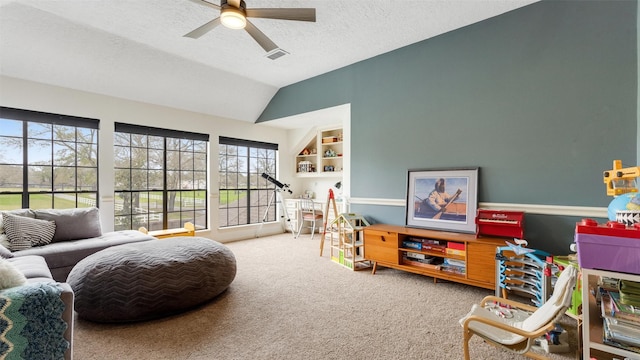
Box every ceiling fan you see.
[185,0,316,54]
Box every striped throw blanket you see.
[0,282,69,359]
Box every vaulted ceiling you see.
[0,0,538,124]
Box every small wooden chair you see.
[459,265,578,359]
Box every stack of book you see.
[619,280,640,307]
[418,238,447,254]
[599,279,640,354]
[441,258,465,274]
[402,251,439,268]
[445,242,465,257]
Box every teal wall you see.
[258,0,638,254]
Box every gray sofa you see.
[0,207,156,281]
[1,255,74,360]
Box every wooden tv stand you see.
[363,224,508,290]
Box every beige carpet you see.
[73,233,579,359]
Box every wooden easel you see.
[319,189,339,256]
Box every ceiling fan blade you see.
[184,17,221,38]
[187,0,220,10]
[244,20,278,52]
[245,8,316,22]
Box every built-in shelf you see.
[295,127,344,177]
[581,268,640,360]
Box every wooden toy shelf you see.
[329,213,372,271]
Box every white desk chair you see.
[296,199,323,239]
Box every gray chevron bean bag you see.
[68,237,236,322]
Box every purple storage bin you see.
[575,233,640,274]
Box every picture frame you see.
[405,167,479,234]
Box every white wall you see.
[0,75,291,242]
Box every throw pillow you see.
[0,258,27,289]
[34,207,102,242]
[2,213,56,251]
[0,209,35,234]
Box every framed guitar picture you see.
[405,167,479,233]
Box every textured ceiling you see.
[0,0,538,124]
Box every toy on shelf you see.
[534,324,570,354]
[554,256,582,318]
[476,209,525,239]
[495,240,555,307]
[603,160,640,224]
[603,160,639,197]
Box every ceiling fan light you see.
[220,8,246,29]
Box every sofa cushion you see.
[34,207,102,243]
[0,258,28,289]
[7,255,54,283]
[11,230,156,282]
[0,238,13,258]
[2,213,56,251]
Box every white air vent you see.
[266,48,289,60]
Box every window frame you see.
[218,136,278,228]
[114,123,209,232]
[0,107,99,210]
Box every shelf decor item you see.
[405,167,479,234]
[297,161,314,173]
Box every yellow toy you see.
[603,160,639,196]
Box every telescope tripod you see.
[256,188,295,238]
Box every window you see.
[0,107,99,210]
[114,123,208,232]
[219,136,278,227]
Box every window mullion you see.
[163,137,168,230]
[129,142,134,228]
[74,128,78,207]
[21,121,28,209]
[246,150,251,224]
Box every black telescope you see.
[261,173,292,194]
